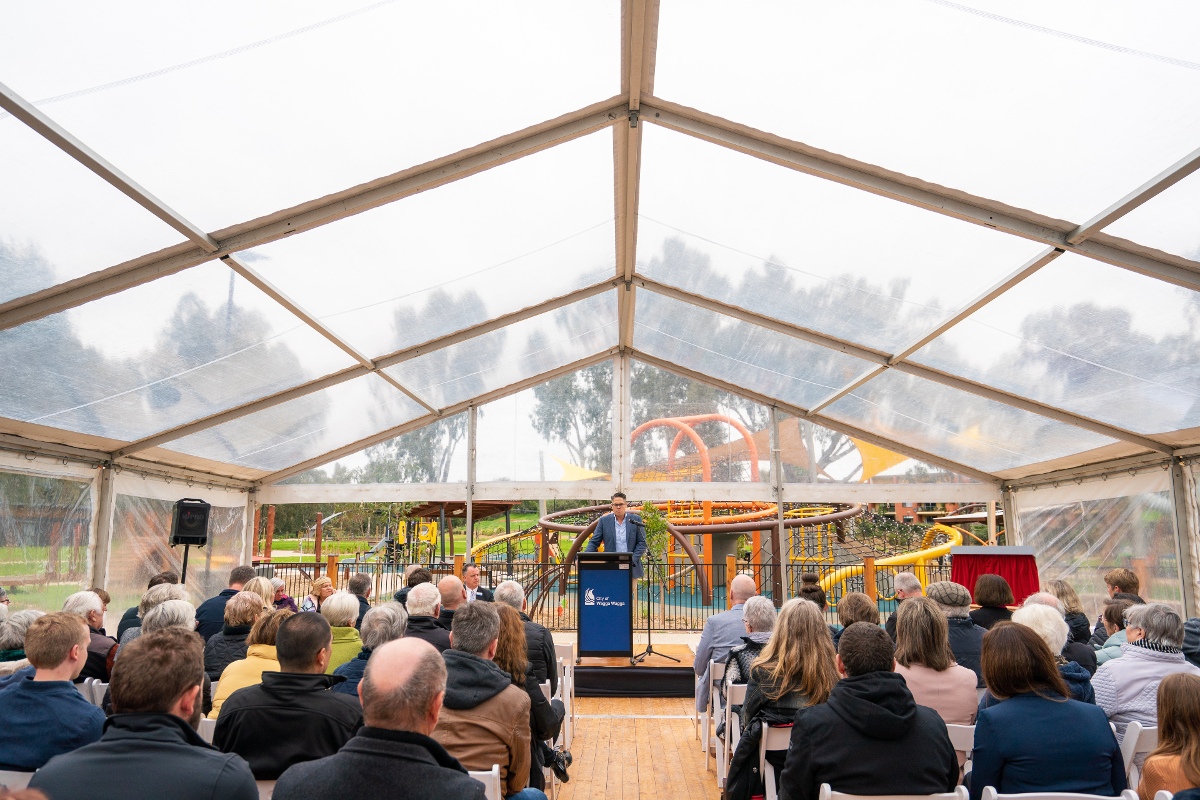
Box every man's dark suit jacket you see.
[584,512,647,578]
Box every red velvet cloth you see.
[951,553,1040,605]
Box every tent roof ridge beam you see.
[0,97,626,333]
[806,365,888,417]
[640,98,1200,293]
[1003,452,1173,489]
[257,349,619,485]
[627,348,1001,485]
[376,372,437,416]
[0,80,218,253]
[1067,145,1200,245]
[888,361,1173,454]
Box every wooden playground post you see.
[863,556,877,602]
[454,554,464,578]
[314,512,324,565]
[1132,558,1150,601]
[264,505,276,560]
[326,555,338,583]
[252,506,262,557]
[725,554,738,608]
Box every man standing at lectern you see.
[585,492,648,579]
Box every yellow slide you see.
[818,523,964,597]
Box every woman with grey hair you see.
[270,577,299,613]
[716,595,776,739]
[321,590,364,673]
[1093,603,1200,746]
[118,582,191,649]
[0,609,46,682]
[332,601,408,697]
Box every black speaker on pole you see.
[170,498,211,547]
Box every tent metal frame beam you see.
[0,80,219,253]
[110,279,617,458]
[642,99,1200,294]
[634,278,1172,455]
[0,97,626,333]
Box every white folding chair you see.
[945,723,975,779]
[468,765,502,800]
[702,660,726,762]
[820,786,970,800]
[554,643,575,748]
[1154,792,1173,800]
[718,682,748,790]
[0,770,34,790]
[980,788,1139,800]
[1119,721,1159,787]
[198,717,216,744]
[210,680,220,698]
[256,780,276,800]
[92,681,109,708]
[539,680,557,800]
[759,724,793,800]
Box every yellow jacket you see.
[326,627,362,674]
[209,644,279,718]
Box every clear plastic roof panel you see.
[634,290,876,410]
[655,0,1200,223]
[165,373,425,472]
[823,369,1117,474]
[1103,167,1200,262]
[630,360,770,483]
[911,253,1200,435]
[0,115,186,305]
[476,362,613,482]
[281,411,469,485]
[637,124,1047,353]
[243,131,616,359]
[0,2,619,231]
[0,261,353,442]
[385,291,617,410]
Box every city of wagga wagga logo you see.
[584,588,624,607]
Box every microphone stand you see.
[631,519,679,665]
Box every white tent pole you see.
[1001,488,1021,546]
[91,466,117,590]
[1168,459,1198,618]
[465,406,476,561]
[612,354,627,492]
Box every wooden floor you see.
[576,644,695,669]
[558,696,720,800]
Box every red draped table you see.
[950,546,1040,605]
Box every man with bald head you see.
[437,576,467,630]
[273,638,487,800]
[695,573,760,714]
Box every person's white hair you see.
[742,595,777,633]
[63,590,103,619]
[1022,592,1066,616]
[0,603,7,625]
[729,573,758,604]
[142,599,197,633]
[894,572,923,595]
[0,609,46,650]
[1126,603,1185,649]
[361,602,408,650]
[406,583,440,616]
[320,591,361,628]
[139,583,190,617]
[270,577,286,591]
[494,580,525,611]
[1012,603,1068,655]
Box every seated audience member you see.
[884,571,924,640]
[196,566,256,641]
[214,612,363,779]
[404,583,453,652]
[393,567,433,606]
[970,573,1015,630]
[320,591,363,673]
[271,638,488,800]
[0,585,7,608]
[1137,673,1200,800]
[1005,603,1094,703]
[437,575,468,629]
[204,591,262,681]
[1097,598,1136,665]
[969,622,1124,800]
[1046,579,1092,645]
[1185,617,1200,669]
[727,599,838,797]
[241,576,275,612]
[348,573,373,629]
[88,588,111,625]
[833,591,878,650]
[495,604,566,791]
[779,622,958,800]
[122,599,210,716]
[1094,603,1200,744]
[117,582,190,652]
[210,609,291,718]
[463,564,494,603]
[299,576,334,613]
[717,595,776,738]
[1091,568,1142,646]
[0,610,43,685]
[271,577,299,613]
[29,628,258,800]
[433,601,538,800]
[893,596,978,725]
[799,572,840,640]
[695,573,757,715]
[495,580,558,693]
[116,571,179,639]
[333,602,408,697]
[927,580,987,686]
[0,613,105,770]
[62,590,116,682]
[1024,591,1098,675]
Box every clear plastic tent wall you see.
[0,2,1199,612]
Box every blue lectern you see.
[577,552,634,660]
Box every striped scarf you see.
[1131,638,1182,654]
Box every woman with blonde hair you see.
[495,603,565,791]
[210,609,292,718]
[300,576,333,613]
[894,597,978,725]
[1138,673,1200,800]
[1045,579,1091,645]
[241,576,274,611]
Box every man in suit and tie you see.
[584,492,648,579]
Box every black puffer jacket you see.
[204,624,251,681]
[520,612,558,695]
[1184,617,1200,669]
[1065,612,1092,645]
[946,616,987,687]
